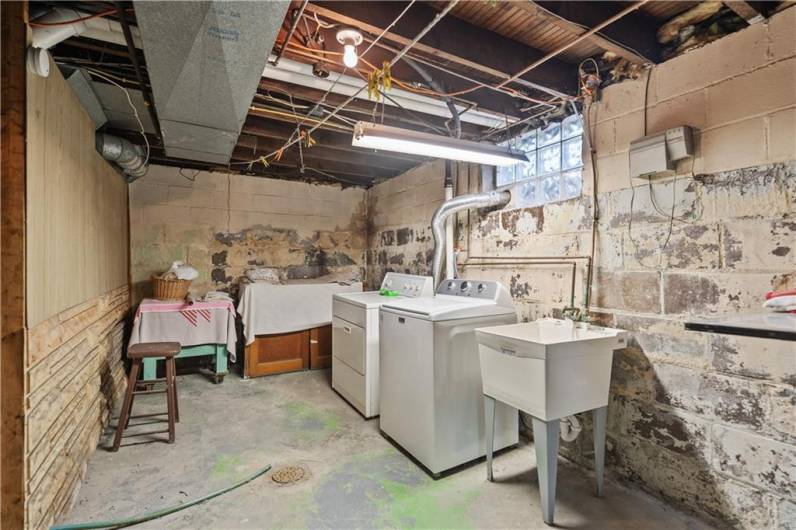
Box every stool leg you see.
[532,417,559,526]
[485,395,496,482]
[165,357,176,443]
[170,357,179,423]
[112,359,140,451]
[593,406,608,497]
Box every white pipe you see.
[263,56,516,129]
[31,7,141,50]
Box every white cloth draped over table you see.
[237,280,363,345]
[129,299,238,361]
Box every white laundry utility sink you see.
[475,318,628,526]
[475,318,627,421]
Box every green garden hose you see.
[50,463,272,530]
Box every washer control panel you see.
[437,279,500,300]
[381,273,435,298]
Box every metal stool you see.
[112,342,181,451]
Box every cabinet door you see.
[245,330,309,377]
[310,324,333,369]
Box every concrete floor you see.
[61,370,715,529]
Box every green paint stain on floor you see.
[373,475,480,529]
[281,400,341,439]
[211,454,242,479]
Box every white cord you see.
[82,67,150,167]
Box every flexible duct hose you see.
[431,190,511,290]
[96,132,148,181]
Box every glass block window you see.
[496,114,584,206]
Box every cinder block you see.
[777,498,796,530]
[128,182,168,206]
[656,21,769,101]
[613,111,645,153]
[705,59,796,128]
[712,424,795,497]
[769,6,796,62]
[647,90,708,133]
[623,223,721,271]
[597,76,648,122]
[592,269,661,313]
[594,152,631,193]
[721,218,795,270]
[696,162,794,222]
[700,118,767,174]
[711,334,796,385]
[621,400,711,459]
[663,272,775,314]
[768,106,796,161]
[615,313,710,368]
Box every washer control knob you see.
[447,281,455,290]
[460,281,470,292]
[477,283,486,293]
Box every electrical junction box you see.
[629,126,695,179]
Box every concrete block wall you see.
[365,10,795,529]
[129,166,367,302]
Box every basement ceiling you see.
[39,0,788,187]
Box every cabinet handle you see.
[501,347,517,356]
[343,326,351,334]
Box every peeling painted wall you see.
[365,10,795,529]
[129,165,367,303]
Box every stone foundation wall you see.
[365,11,795,528]
[129,166,367,302]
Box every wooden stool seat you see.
[128,342,180,358]
[112,342,181,451]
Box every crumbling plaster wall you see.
[129,166,367,303]
[365,9,795,529]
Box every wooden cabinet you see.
[244,324,332,378]
[310,325,333,370]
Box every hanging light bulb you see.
[343,43,358,68]
[336,28,363,70]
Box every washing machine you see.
[332,273,434,418]
[379,278,519,476]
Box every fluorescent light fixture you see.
[352,122,528,166]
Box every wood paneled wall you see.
[23,56,131,529]
[26,56,129,327]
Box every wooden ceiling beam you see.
[516,2,651,64]
[304,1,578,98]
[723,1,765,23]
[241,116,429,164]
[256,78,483,137]
[533,2,662,63]
[230,146,401,180]
[236,133,417,173]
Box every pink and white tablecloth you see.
[129,299,238,361]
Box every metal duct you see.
[96,133,148,182]
[134,1,288,164]
[431,190,511,290]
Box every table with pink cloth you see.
[129,298,238,381]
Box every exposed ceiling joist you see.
[534,1,662,63]
[303,1,578,98]
[723,1,766,23]
[230,146,400,180]
[236,134,415,172]
[241,117,429,164]
[516,2,651,64]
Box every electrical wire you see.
[230,0,451,170]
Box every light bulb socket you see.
[336,28,363,47]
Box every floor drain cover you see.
[271,466,305,484]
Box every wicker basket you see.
[152,275,192,301]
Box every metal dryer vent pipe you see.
[96,133,148,182]
[431,189,511,290]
